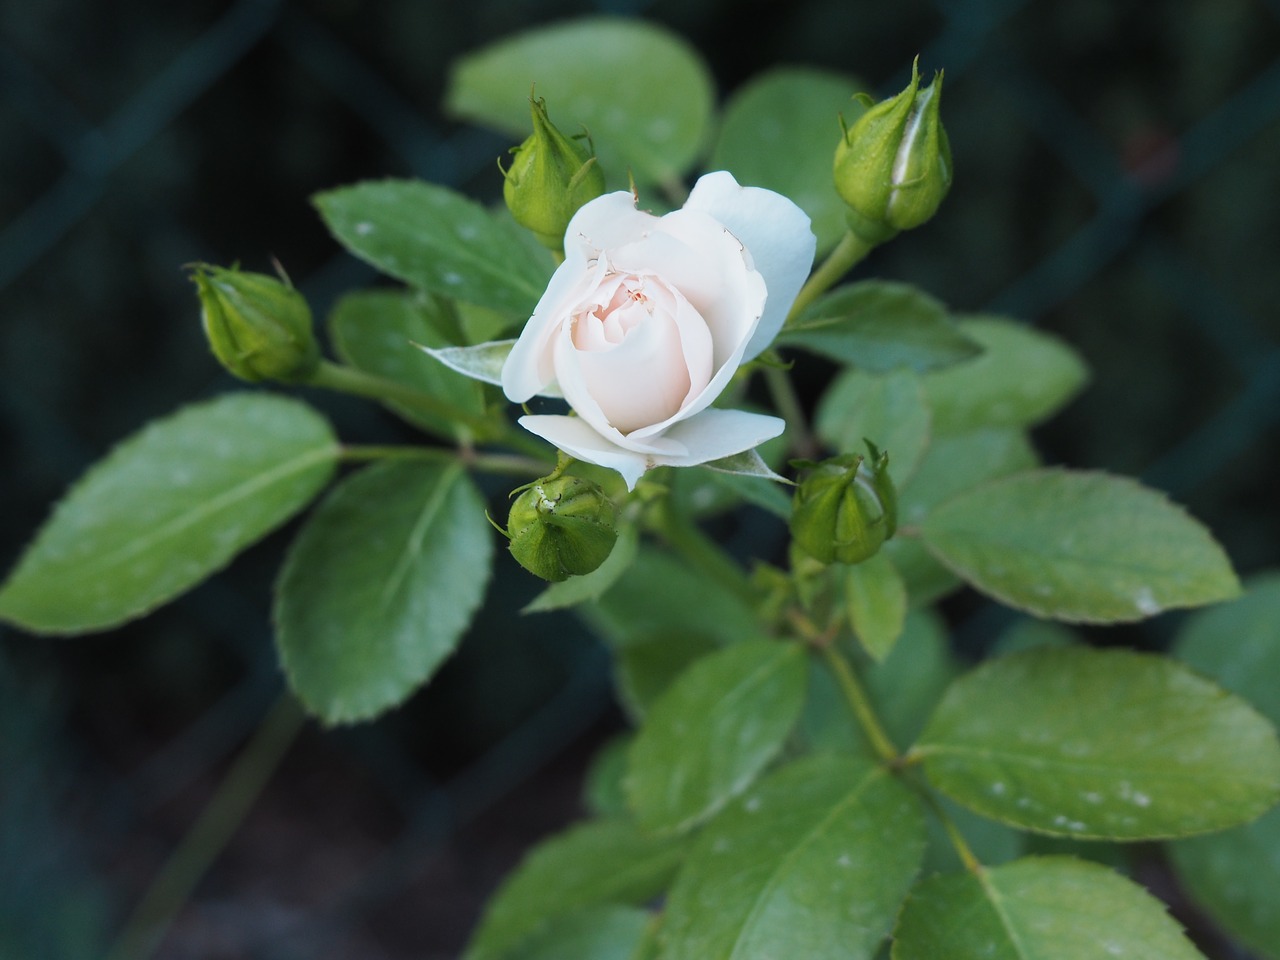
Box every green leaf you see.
[505,906,652,960]
[329,289,486,438]
[920,469,1241,623]
[615,630,720,721]
[885,427,1039,606]
[523,524,639,614]
[914,646,1280,840]
[1174,570,1280,727]
[583,547,766,650]
[780,282,982,371]
[313,179,554,315]
[664,755,926,960]
[626,640,808,833]
[275,461,492,724]
[0,394,337,634]
[844,553,907,661]
[583,735,633,818]
[464,818,683,960]
[446,17,714,188]
[710,67,866,255]
[892,856,1206,960]
[921,315,1089,433]
[1169,807,1280,960]
[815,368,931,485]
[421,339,520,391]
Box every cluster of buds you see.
[833,60,951,242]
[502,96,606,251]
[190,263,319,384]
[790,446,897,565]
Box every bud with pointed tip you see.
[790,445,897,565]
[502,97,606,250]
[833,61,952,241]
[190,264,320,384]
[507,476,617,581]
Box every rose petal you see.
[518,414,681,491]
[684,171,816,359]
[654,408,786,466]
[564,190,657,256]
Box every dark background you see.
[2,0,1279,957]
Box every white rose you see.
[502,171,816,490]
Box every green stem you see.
[656,495,755,605]
[306,360,494,435]
[818,642,899,765]
[104,695,306,960]
[340,444,551,476]
[912,775,984,874]
[784,230,878,328]
[763,365,820,459]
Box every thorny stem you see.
[104,694,306,960]
[783,229,878,328]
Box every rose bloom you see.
[502,171,816,489]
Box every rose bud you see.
[790,446,897,565]
[502,96,606,251]
[833,60,952,242]
[190,263,320,384]
[507,476,618,581]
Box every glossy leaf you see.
[885,427,1038,606]
[446,18,714,188]
[892,856,1205,960]
[0,394,337,634]
[915,646,1280,839]
[921,315,1088,433]
[815,367,931,485]
[314,179,553,315]
[584,547,765,649]
[664,755,926,960]
[275,462,492,724]
[626,640,807,833]
[523,524,639,614]
[780,282,981,371]
[615,630,720,720]
[711,67,866,255]
[464,818,683,960]
[920,469,1240,622]
[844,553,908,661]
[329,289,486,438]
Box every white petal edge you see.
[518,408,785,491]
[684,171,817,360]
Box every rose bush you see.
[501,171,816,489]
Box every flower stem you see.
[763,364,820,460]
[655,495,755,605]
[784,230,878,327]
[340,444,551,476]
[306,360,495,435]
[818,642,900,765]
[104,694,306,960]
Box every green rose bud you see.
[833,61,952,242]
[190,263,320,384]
[507,476,617,581]
[790,446,897,565]
[502,97,606,250]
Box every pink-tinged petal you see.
[685,171,816,359]
[564,190,656,257]
[517,415,658,491]
[651,408,786,467]
[502,252,608,402]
